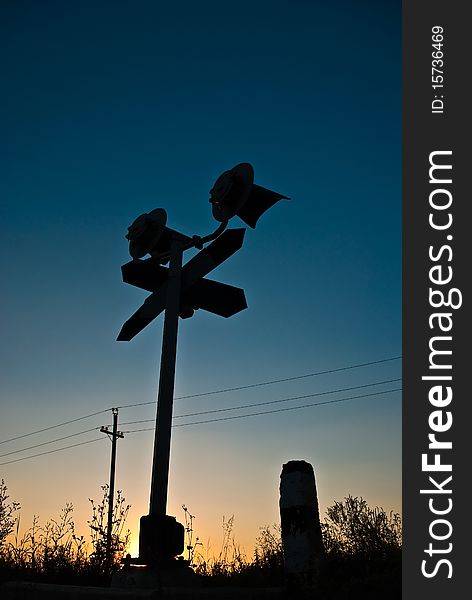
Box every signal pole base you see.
[139,514,185,565]
[112,515,198,590]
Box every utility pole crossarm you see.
[100,426,124,439]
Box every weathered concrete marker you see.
[279,460,324,593]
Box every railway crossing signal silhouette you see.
[118,228,247,341]
[117,163,288,567]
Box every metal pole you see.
[149,237,183,516]
[106,408,119,560]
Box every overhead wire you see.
[0,427,101,459]
[115,356,402,409]
[0,386,401,466]
[122,387,402,432]
[0,408,111,446]
[0,437,106,466]
[0,356,401,446]
[0,356,401,457]
[116,377,402,426]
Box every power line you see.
[1,378,400,460]
[175,378,401,418]
[0,427,100,459]
[115,378,402,426]
[0,356,401,448]
[0,408,111,447]
[122,388,402,432]
[116,356,402,409]
[0,437,106,466]
[0,387,402,466]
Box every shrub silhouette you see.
[322,495,402,560]
[88,485,131,574]
[0,480,20,549]
[320,496,402,599]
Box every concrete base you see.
[0,581,155,599]
[1,581,285,599]
[111,565,199,589]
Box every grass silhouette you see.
[0,484,129,586]
[1,481,401,597]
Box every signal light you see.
[126,208,167,259]
[210,163,289,228]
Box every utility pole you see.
[100,408,124,563]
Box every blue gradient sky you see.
[1,0,401,556]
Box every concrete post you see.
[279,460,324,594]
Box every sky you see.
[1,0,401,559]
